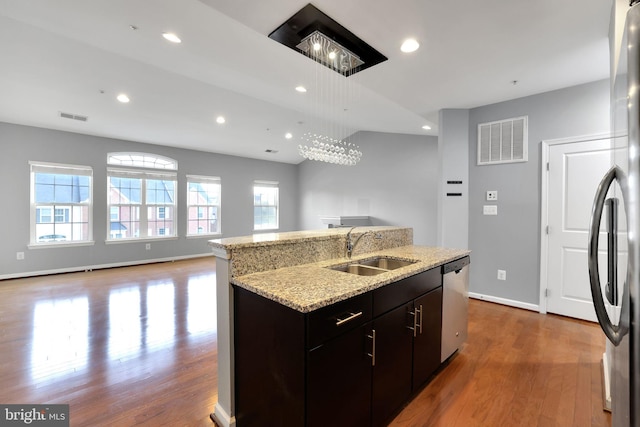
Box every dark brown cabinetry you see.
[371,302,413,426]
[412,287,443,389]
[234,267,443,427]
[371,268,442,427]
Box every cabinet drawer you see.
[373,268,441,317]
[307,292,372,349]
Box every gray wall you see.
[0,122,299,277]
[298,131,439,246]
[438,109,470,249]
[467,79,610,305]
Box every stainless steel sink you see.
[358,257,416,270]
[328,257,417,276]
[329,264,388,276]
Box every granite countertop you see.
[231,245,470,313]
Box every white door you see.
[545,137,626,321]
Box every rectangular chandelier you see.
[269,3,387,76]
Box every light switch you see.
[483,205,498,215]
[486,190,498,201]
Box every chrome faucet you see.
[346,227,382,259]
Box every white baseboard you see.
[211,403,236,427]
[469,292,540,312]
[0,253,214,281]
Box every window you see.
[107,153,177,241]
[253,181,279,230]
[107,152,177,170]
[187,175,221,236]
[30,162,93,245]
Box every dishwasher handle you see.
[443,256,470,275]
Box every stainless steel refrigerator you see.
[588,2,640,426]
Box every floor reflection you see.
[31,297,89,380]
[26,271,217,384]
[145,281,176,350]
[188,275,217,336]
[108,286,141,361]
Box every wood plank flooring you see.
[0,258,611,426]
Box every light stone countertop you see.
[231,245,470,313]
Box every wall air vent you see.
[477,116,528,165]
[59,112,88,122]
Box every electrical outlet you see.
[16,252,25,260]
[145,243,151,250]
[497,270,506,281]
[483,205,498,215]
[486,190,498,201]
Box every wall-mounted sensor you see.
[486,190,498,201]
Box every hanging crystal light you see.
[298,133,363,166]
[296,31,364,74]
[270,5,387,166]
[295,31,364,166]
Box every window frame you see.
[107,155,178,242]
[253,180,279,231]
[29,161,94,247]
[186,175,221,237]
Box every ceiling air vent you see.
[59,112,88,122]
[477,116,527,165]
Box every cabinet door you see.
[371,302,413,427]
[307,324,372,427]
[412,287,443,390]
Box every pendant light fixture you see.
[270,4,387,165]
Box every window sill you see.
[29,241,95,249]
[105,236,179,245]
[187,234,222,239]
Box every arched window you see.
[107,153,177,241]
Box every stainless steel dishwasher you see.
[441,256,470,362]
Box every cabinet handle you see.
[417,304,423,335]
[408,308,419,337]
[335,311,363,326]
[367,329,376,367]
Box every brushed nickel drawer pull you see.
[335,311,363,326]
[367,329,376,366]
[408,309,419,337]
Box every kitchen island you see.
[208,227,469,427]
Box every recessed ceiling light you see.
[422,125,431,130]
[295,86,307,93]
[117,93,130,103]
[285,133,293,139]
[216,116,226,124]
[401,38,420,53]
[162,32,182,43]
[328,51,337,60]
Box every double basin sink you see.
[328,256,417,276]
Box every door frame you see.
[539,132,611,314]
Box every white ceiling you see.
[0,0,611,164]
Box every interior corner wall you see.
[298,131,439,246]
[0,122,299,278]
[437,109,469,250]
[467,79,610,305]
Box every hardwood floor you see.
[0,258,611,426]
[390,298,611,427]
[0,257,218,426]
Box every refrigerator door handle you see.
[605,197,619,306]
[588,165,628,346]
